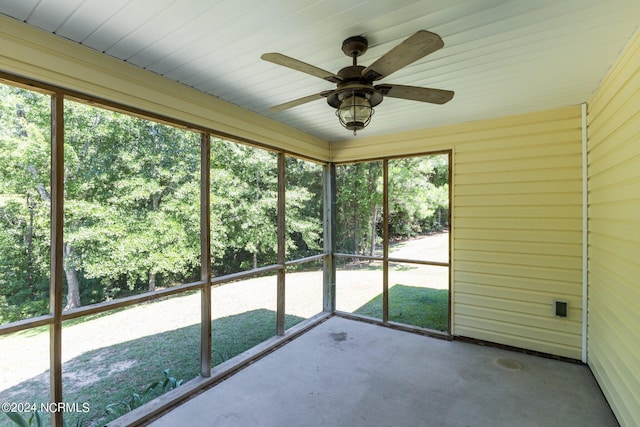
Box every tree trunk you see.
[26,165,51,201]
[63,242,82,310]
[148,271,156,292]
[26,195,34,288]
[370,206,377,257]
[354,209,359,255]
[64,267,81,310]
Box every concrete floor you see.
[148,317,617,427]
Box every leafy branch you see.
[105,369,183,417]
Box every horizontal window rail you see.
[284,253,326,267]
[1,250,447,338]
[0,314,53,336]
[388,257,449,267]
[210,264,283,286]
[334,252,449,267]
[1,255,323,337]
[334,253,382,262]
[334,311,451,341]
[0,281,207,337]
[61,280,206,321]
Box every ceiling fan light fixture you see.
[263,30,453,135]
[336,92,374,135]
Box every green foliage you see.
[105,383,158,417]
[105,369,183,417]
[63,100,202,293]
[336,161,383,255]
[285,157,323,258]
[1,83,322,320]
[4,412,30,427]
[336,155,449,257]
[210,140,279,272]
[389,155,449,237]
[0,84,51,322]
[0,81,447,323]
[4,411,42,427]
[4,410,84,427]
[160,368,184,391]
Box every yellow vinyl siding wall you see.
[333,106,584,359]
[587,30,640,426]
[0,16,329,161]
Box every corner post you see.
[49,92,64,427]
[200,133,212,376]
[323,163,336,312]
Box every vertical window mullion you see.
[276,153,286,336]
[200,133,212,376]
[382,159,389,323]
[49,92,64,427]
[447,150,453,334]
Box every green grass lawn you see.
[354,284,449,331]
[1,284,447,427]
[1,309,304,427]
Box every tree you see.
[63,101,201,302]
[209,140,278,273]
[389,155,449,236]
[208,143,323,274]
[335,155,449,263]
[285,157,323,259]
[0,83,344,320]
[336,161,383,256]
[0,84,51,322]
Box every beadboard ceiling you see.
[0,0,638,142]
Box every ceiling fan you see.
[261,30,454,135]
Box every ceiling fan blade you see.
[362,30,444,81]
[261,53,342,84]
[376,84,454,104]
[269,90,334,112]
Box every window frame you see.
[0,71,451,427]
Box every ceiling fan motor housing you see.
[326,65,384,109]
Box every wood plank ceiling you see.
[0,0,638,142]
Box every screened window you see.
[335,153,451,332]
[335,161,383,257]
[0,82,51,324]
[62,100,201,308]
[210,139,278,275]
